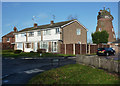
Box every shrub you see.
[37,49,46,53]
[14,50,22,54]
[30,51,34,53]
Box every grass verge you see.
[28,64,119,84]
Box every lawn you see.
[28,64,119,84]
[1,50,75,58]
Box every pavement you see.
[2,57,76,85]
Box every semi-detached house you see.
[14,19,88,53]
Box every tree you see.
[91,30,109,44]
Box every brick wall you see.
[2,43,14,50]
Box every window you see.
[37,31,41,36]
[113,34,116,38]
[76,29,81,35]
[53,42,57,51]
[40,42,48,50]
[21,33,25,37]
[7,38,10,42]
[17,43,23,48]
[29,32,34,37]
[99,28,101,32]
[26,43,31,48]
[51,42,57,52]
[56,28,60,34]
[16,34,18,38]
[112,28,114,32]
[43,30,51,35]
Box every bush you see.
[14,50,22,54]
[37,49,46,53]
[30,51,34,53]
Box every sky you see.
[1,2,119,42]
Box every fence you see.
[60,44,109,55]
[76,55,120,73]
[60,44,87,55]
[87,44,109,54]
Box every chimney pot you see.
[51,21,54,25]
[14,27,17,32]
[34,23,37,28]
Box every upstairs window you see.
[29,32,34,37]
[99,28,101,32]
[76,29,81,35]
[7,38,10,42]
[16,34,18,38]
[113,34,116,38]
[37,31,41,36]
[43,30,51,35]
[21,33,25,37]
[56,28,60,34]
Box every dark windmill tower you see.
[96,7,116,43]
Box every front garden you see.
[1,50,75,58]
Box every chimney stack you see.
[34,23,37,28]
[13,27,17,32]
[51,21,54,25]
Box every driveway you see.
[97,54,120,60]
[2,57,76,85]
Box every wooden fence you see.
[60,44,109,55]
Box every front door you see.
[51,42,57,52]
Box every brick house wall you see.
[2,27,17,50]
[62,21,87,44]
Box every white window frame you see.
[76,29,81,35]
[16,34,18,38]
[29,32,34,37]
[21,33,25,37]
[51,41,57,52]
[55,28,60,34]
[99,28,101,32]
[40,42,48,52]
[43,30,51,35]
[17,43,23,48]
[37,31,41,36]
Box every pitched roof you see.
[17,19,75,33]
[2,31,15,38]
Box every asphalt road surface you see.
[2,57,76,85]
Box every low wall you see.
[76,55,120,73]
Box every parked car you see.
[96,48,115,56]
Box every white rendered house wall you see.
[43,28,60,41]
[28,31,41,42]
[15,33,26,42]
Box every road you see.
[2,57,76,85]
[2,54,119,85]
